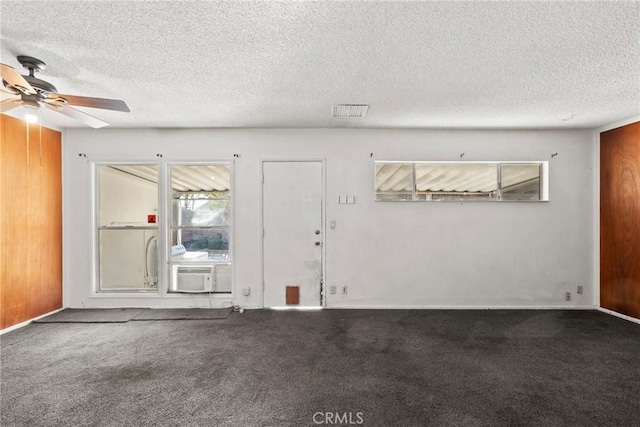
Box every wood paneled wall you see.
[1,114,62,330]
[601,121,640,319]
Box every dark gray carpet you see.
[33,308,144,323]
[2,310,640,426]
[132,307,233,321]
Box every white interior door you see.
[263,161,323,307]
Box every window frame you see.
[94,162,161,293]
[374,161,548,202]
[167,162,234,294]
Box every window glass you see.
[375,163,414,201]
[500,164,541,201]
[99,229,158,290]
[415,163,498,200]
[99,165,158,226]
[97,165,158,291]
[171,197,230,227]
[171,229,230,261]
[375,161,546,202]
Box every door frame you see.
[260,159,326,308]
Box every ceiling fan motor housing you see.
[21,93,42,108]
[17,55,47,73]
[23,75,57,94]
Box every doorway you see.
[262,161,324,307]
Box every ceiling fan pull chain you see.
[26,121,30,168]
[39,122,43,170]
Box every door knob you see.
[315,230,321,235]
[315,241,321,246]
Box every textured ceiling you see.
[1,1,638,130]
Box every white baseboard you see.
[0,308,65,335]
[597,307,640,325]
[325,305,596,310]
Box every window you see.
[415,163,498,201]
[374,163,414,201]
[169,164,232,293]
[96,164,159,292]
[375,161,546,201]
[500,164,541,201]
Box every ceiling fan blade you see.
[46,104,109,128]
[1,86,19,95]
[1,98,21,112]
[46,93,130,112]
[0,63,36,94]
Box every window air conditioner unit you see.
[175,266,213,293]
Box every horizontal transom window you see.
[375,161,548,202]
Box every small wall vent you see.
[332,104,369,118]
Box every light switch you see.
[330,220,336,229]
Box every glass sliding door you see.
[96,164,159,292]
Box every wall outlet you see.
[342,286,348,295]
[577,285,583,295]
[242,287,250,296]
[330,285,336,294]
[565,292,571,301]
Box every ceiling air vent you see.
[332,104,369,118]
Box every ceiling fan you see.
[0,55,129,128]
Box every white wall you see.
[63,128,595,309]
